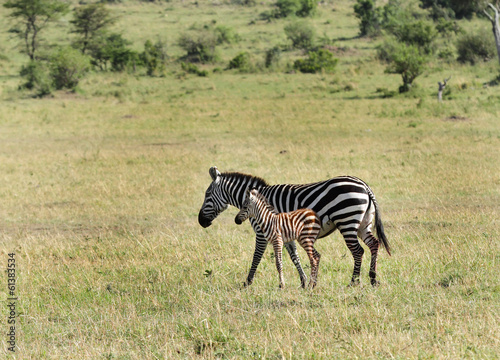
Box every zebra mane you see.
[221,172,269,188]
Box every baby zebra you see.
[235,187,322,289]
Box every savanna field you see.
[0,0,499,358]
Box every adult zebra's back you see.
[198,166,391,287]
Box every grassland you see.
[1,0,500,359]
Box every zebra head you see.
[235,187,257,225]
[198,166,229,228]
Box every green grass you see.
[1,0,500,359]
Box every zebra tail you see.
[374,204,391,256]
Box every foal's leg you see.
[298,235,321,289]
[284,241,307,288]
[272,235,285,288]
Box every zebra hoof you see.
[349,278,360,287]
[371,279,380,287]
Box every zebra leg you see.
[284,241,307,288]
[307,248,321,289]
[359,230,380,286]
[298,235,321,289]
[343,234,364,286]
[358,208,381,286]
[273,236,285,288]
[244,235,268,287]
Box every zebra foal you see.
[235,187,322,289]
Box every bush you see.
[384,43,427,93]
[393,20,437,54]
[274,0,317,18]
[19,47,90,96]
[178,31,218,63]
[88,33,138,71]
[293,49,338,73]
[265,46,281,68]
[354,0,380,37]
[275,0,301,18]
[419,0,483,19]
[214,26,240,45]
[232,0,256,5]
[181,62,208,77]
[456,29,496,65]
[296,0,317,17]
[227,52,255,72]
[20,61,53,96]
[141,39,168,76]
[284,21,316,50]
[49,46,91,90]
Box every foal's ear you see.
[249,188,259,196]
[209,166,221,181]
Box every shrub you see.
[284,20,316,50]
[49,46,90,89]
[141,39,168,76]
[265,46,281,68]
[227,52,255,72]
[384,43,427,93]
[293,49,338,73]
[214,26,240,45]
[178,31,218,63]
[19,47,90,96]
[231,0,256,5]
[181,62,208,77]
[274,0,316,18]
[456,29,496,65]
[20,61,53,96]
[88,33,137,71]
[393,20,437,54]
[296,0,317,17]
[419,0,483,19]
[275,0,301,18]
[354,0,380,37]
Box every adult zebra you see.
[198,166,391,287]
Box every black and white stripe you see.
[198,166,391,287]
[235,187,322,289]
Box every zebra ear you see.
[250,188,259,196]
[209,166,221,181]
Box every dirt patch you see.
[444,115,469,122]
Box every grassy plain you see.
[1,0,500,359]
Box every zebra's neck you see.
[220,172,268,209]
[252,198,277,234]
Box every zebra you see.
[198,166,391,287]
[235,187,322,289]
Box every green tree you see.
[88,33,137,71]
[393,20,437,55]
[284,20,316,50]
[71,3,116,55]
[384,43,427,93]
[296,0,317,17]
[354,0,380,37]
[141,39,168,76]
[3,0,69,60]
[274,0,316,18]
[49,46,91,90]
[275,0,301,18]
[178,31,218,63]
